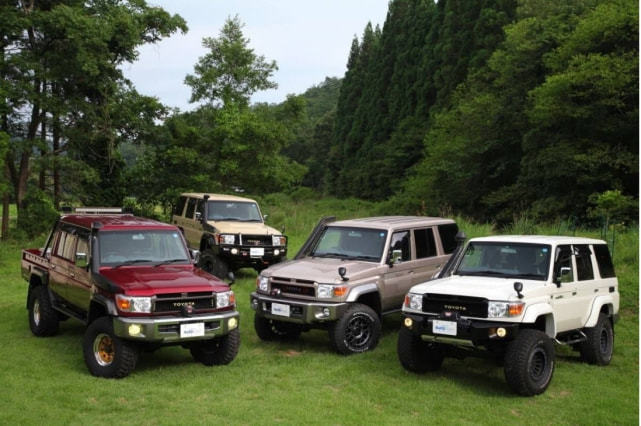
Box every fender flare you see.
[522,303,556,337]
[88,293,118,323]
[346,283,378,303]
[26,269,49,309]
[584,295,615,328]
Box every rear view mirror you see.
[389,249,403,266]
[75,252,89,269]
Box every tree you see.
[2,0,186,229]
[185,15,277,108]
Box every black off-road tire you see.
[329,303,381,355]
[199,251,230,280]
[28,286,59,337]
[83,317,139,378]
[580,313,614,365]
[504,329,555,396]
[190,328,240,366]
[254,314,302,341]
[397,326,444,373]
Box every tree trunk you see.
[53,113,61,209]
[1,188,8,240]
[39,114,46,191]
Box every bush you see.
[18,188,59,237]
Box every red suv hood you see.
[99,265,229,296]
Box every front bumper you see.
[401,312,520,347]
[250,292,348,324]
[113,310,239,343]
[218,245,286,267]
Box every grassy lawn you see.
[0,198,637,424]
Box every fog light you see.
[228,317,238,330]
[231,248,238,255]
[404,317,413,328]
[497,327,506,338]
[323,308,330,316]
[128,324,142,336]
[251,299,258,309]
[274,249,280,256]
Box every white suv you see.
[398,235,619,396]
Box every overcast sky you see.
[122,0,390,111]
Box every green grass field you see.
[0,198,638,424]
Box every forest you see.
[1,0,638,238]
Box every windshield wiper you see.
[313,252,349,259]
[154,258,188,267]
[113,259,154,268]
[350,255,379,261]
[458,270,513,277]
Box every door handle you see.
[70,272,75,278]
[50,265,56,270]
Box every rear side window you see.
[414,228,437,258]
[185,198,197,219]
[174,196,187,216]
[574,245,594,281]
[438,223,459,254]
[593,244,616,278]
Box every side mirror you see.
[227,271,235,285]
[388,249,403,266]
[75,252,89,269]
[190,249,200,264]
[263,214,269,222]
[554,266,572,287]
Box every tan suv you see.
[250,216,461,354]
[172,193,287,277]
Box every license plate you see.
[180,322,205,338]
[432,320,457,336]
[271,302,290,317]
[250,247,264,258]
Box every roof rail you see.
[73,207,123,215]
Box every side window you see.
[185,198,197,219]
[437,223,459,254]
[414,228,437,259]
[55,232,67,257]
[174,196,187,216]
[574,245,594,281]
[553,245,574,283]
[593,244,616,278]
[390,231,411,261]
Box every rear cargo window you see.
[593,244,616,278]
[438,223,459,254]
[574,245,594,281]
[185,198,197,219]
[414,228,437,258]
[174,196,187,216]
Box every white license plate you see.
[250,247,265,258]
[432,320,457,336]
[271,302,290,317]
[180,322,205,338]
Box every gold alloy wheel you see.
[93,333,115,366]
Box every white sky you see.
[122,0,390,111]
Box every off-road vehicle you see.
[172,193,287,277]
[250,216,460,354]
[22,209,240,378]
[398,235,619,396]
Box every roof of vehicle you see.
[470,235,606,245]
[60,214,177,231]
[180,192,257,203]
[329,216,455,231]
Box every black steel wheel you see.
[199,251,230,280]
[504,329,555,396]
[329,303,381,355]
[580,313,614,365]
[397,326,444,373]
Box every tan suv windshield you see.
[310,226,388,262]
[207,201,262,222]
